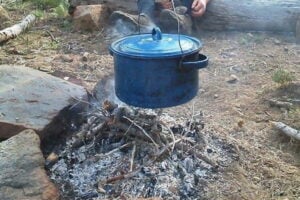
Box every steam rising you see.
[106,19,157,39]
[92,76,125,107]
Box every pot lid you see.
[110,27,202,58]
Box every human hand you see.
[191,0,208,17]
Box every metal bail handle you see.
[181,54,209,70]
[152,27,162,41]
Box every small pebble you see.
[82,52,89,62]
[206,148,213,154]
[227,74,239,83]
[274,39,281,45]
[46,152,59,166]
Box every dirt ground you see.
[1,4,300,200]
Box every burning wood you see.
[48,100,236,199]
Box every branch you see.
[0,14,36,43]
[271,121,300,140]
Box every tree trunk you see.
[0,14,36,43]
[197,0,300,32]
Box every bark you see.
[0,14,36,43]
[197,0,300,32]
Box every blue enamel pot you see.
[109,28,208,108]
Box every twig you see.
[130,143,136,172]
[271,121,300,140]
[95,142,132,159]
[160,121,176,152]
[194,152,218,169]
[85,122,106,140]
[105,170,139,184]
[90,122,106,134]
[103,138,183,185]
[188,102,196,131]
[104,137,179,184]
[123,116,159,148]
[45,30,58,43]
[154,138,182,161]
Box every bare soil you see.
[1,5,300,200]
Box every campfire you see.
[46,97,237,199]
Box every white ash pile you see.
[47,100,238,200]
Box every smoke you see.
[91,76,125,107]
[106,19,157,39]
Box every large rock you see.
[0,65,87,140]
[0,129,59,200]
[72,4,109,31]
[0,5,10,29]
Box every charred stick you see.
[103,138,181,185]
[123,116,159,148]
[86,122,106,140]
[154,139,182,162]
[112,121,156,144]
[160,121,176,151]
[87,116,97,125]
[91,122,106,134]
[105,170,140,184]
[194,152,218,169]
[95,142,133,159]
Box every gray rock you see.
[0,65,87,140]
[0,129,59,200]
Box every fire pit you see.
[45,97,238,199]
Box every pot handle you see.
[152,27,162,41]
[181,54,208,70]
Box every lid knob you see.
[152,27,162,41]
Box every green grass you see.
[272,69,295,87]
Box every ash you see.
[48,101,237,200]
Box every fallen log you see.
[69,0,300,33]
[271,121,300,141]
[0,14,36,43]
[197,0,300,32]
